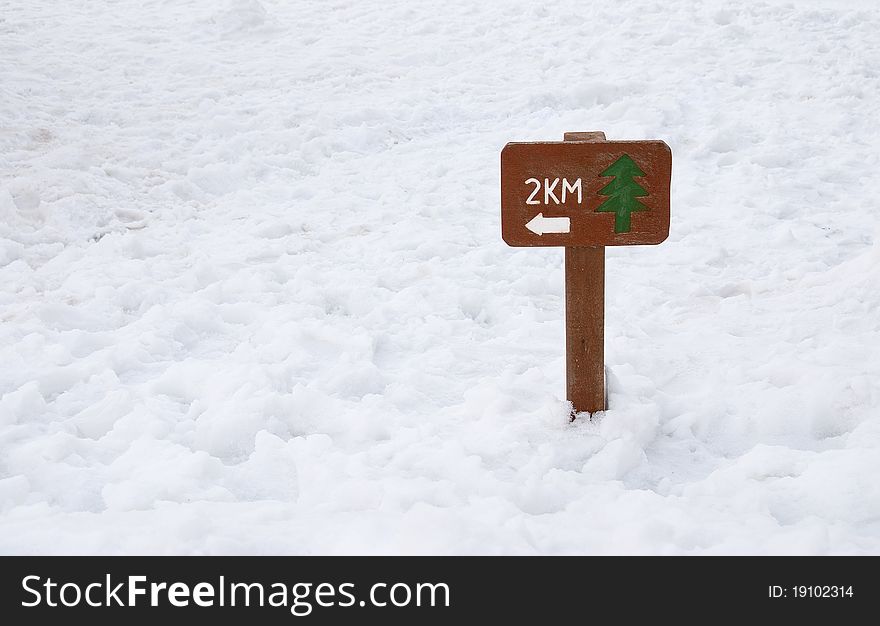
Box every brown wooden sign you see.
[500,132,672,418]
[501,139,671,247]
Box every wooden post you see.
[564,131,606,417]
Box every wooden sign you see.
[500,132,672,417]
[501,139,671,247]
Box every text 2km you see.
[525,178,584,205]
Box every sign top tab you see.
[501,140,671,247]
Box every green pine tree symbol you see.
[596,154,648,233]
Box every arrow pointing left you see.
[525,213,570,235]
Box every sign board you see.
[501,140,672,247]
[500,132,672,417]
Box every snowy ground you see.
[2,0,880,554]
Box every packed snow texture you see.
[2,0,879,554]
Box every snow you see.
[2,0,880,554]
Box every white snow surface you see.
[2,0,880,554]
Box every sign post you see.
[501,132,671,417]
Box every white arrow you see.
[525,213,570,235]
